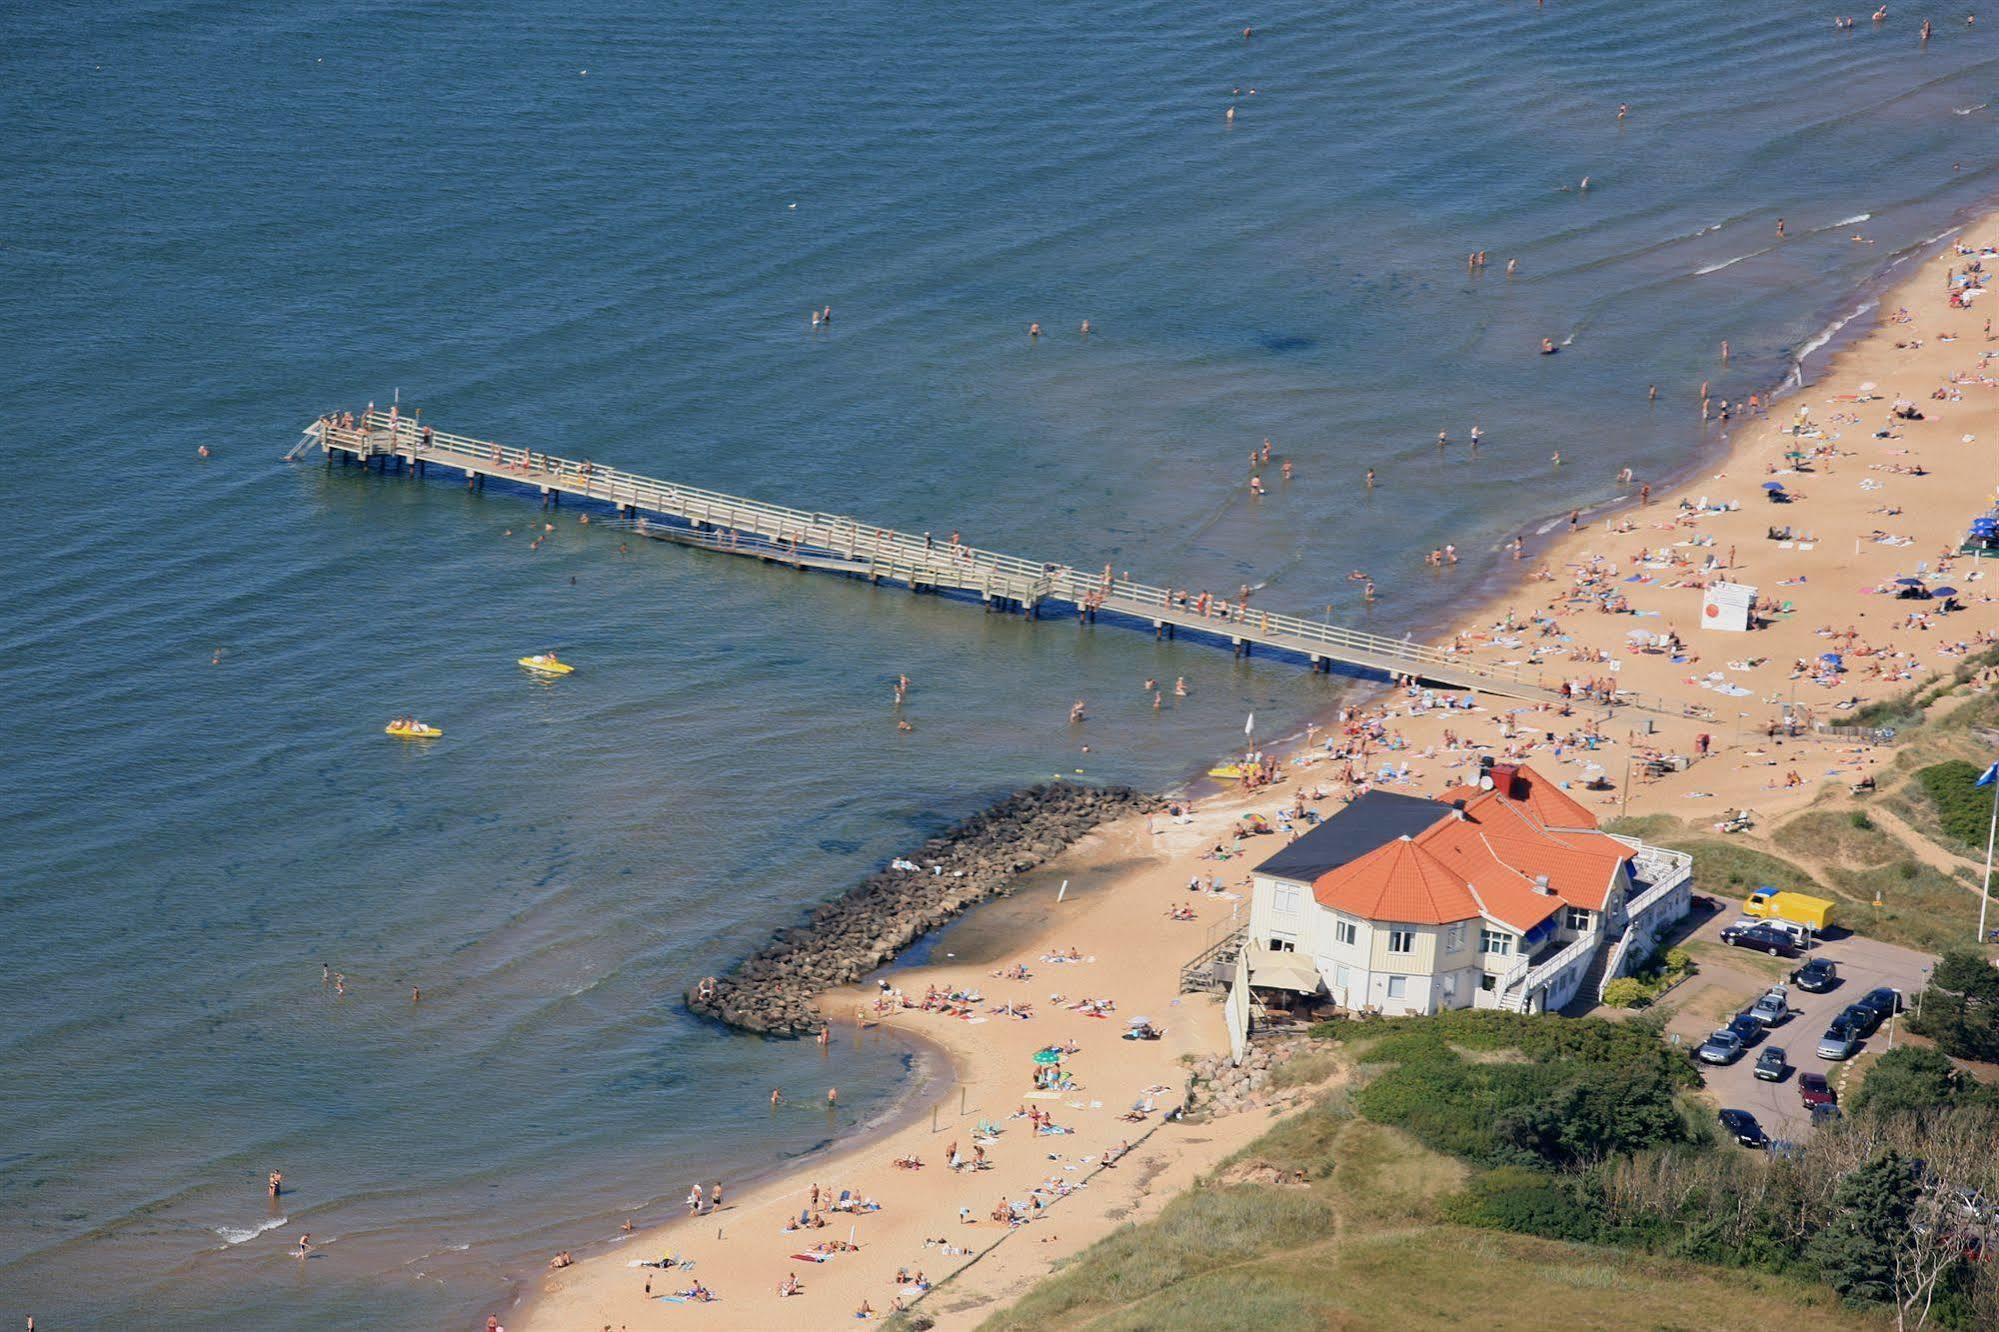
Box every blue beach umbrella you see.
[1761,481,1786,491]
[1032,1049,1062,1066]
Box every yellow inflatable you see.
[1207,764,1246,779]
[386,721,443,739]
[518,654,573,675]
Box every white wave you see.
[1695,252,1755,276]
[1955,103,1988,115]
[1797,300,1872,366]
[214,1216,287,1245]
[1833,213,1871,226]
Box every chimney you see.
[1490,762,1523,799]
[1532,874,1553,896]
[1450,798,1467,819]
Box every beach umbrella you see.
[1932,587,1958,598]
[1893,577,1924,586]
[1126,1016,1152,1026]
[1859,381,1878,393]
[1761,481,1786,491]
[1031,1049,1062,1066]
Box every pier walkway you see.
[305,410,1595,707]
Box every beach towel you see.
[791,1252,831,1263]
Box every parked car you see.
[1840,1001,1883,1038]
[1809,1101,1842,1126]
[1817,1017,1862,1061]
[1798,1071,1836,1110]
[1718,1108,1768,1148]
[1749,985,1791,1026]
[1790,957,1839,993]
[1727,1012,1764,1048]
[1721,922,1800,957]
[1754,1045,1789,1081]
[1699,1028,1747,1064]
[1856,986,1902,1023]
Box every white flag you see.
[1244,712,1255,735]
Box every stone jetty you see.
[687,782,1157,1035]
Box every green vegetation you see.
[1915,761,1994,852]
[1318,1010,1696,1169]
[1773,809,1902,868]
[1908,950,1999,1063]
[1601,945,1696,1009]
[1850,1047,1991,1118]
[974,1087,1868,1332]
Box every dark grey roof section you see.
[1251,789,1444,883]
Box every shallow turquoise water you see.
[5,1,1998,1325]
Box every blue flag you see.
[1978,762,1999,788]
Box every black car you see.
[1718,1108,1768,1148]
[1791,957,1839,993]
[1754,1045,1788,1081]
[1722,923,1800,958]
[1840,1001,1883,1038]
[1856,986,1901,1023]
[1726,1012,1764,1047]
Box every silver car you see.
[1698,1028,1746,1064]
[1749,985,1790,1026]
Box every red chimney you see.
[1489,763,1524,799]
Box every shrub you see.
[1600,977,1647,1009]
[1849,1047,1970,1118]
[1916,760,1994,848]
[1907,949,1999,1063]
[1443,1166,1603,1242]
[1662,947,1692,973]
[1849,810,1873,831]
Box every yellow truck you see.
[1744,887,1835,934]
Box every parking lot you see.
[1657,910,1939,1145]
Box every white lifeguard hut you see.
[1700,580,1757,632]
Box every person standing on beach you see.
[1776,217,1786,238]
[1365,467,1376,490]
[827,1087,839,1107]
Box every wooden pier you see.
[304,410,1583,706]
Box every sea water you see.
[5,1,1997,1324]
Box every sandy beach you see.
[517,212,1999,1331]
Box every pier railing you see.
[310,411,1598,705]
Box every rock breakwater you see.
[687,782,1157,1035]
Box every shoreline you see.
[515,205,1999,1330]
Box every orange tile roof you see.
[1438,763,1600,831]
[1412,815,1566,932]
[1311,836,1481,926]
[1303,765,1634,932]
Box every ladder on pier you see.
[304,411,1605,708]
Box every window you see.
[1444,921,1468,952]
[1273,884,1301,914]
[1267,936,1295,953]
[1334,965,1352,991]
[1441,973,1458,999]
[1386,976,1407,1000]
[1479,974,1498,993]
[1387,928,1416,955]
[1335,918,1358,947]
[1480,928,1513,956]
[1565,907,1592,931]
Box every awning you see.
[1245,946,1323,994]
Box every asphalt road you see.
[1667,920,1939,1146]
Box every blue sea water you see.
[5,1,1998,1325]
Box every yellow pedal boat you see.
[518,655,573,675]
[1206,764,1246,779]
[386,721,443,739]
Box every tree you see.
[1499,1063,1684,1167]
[1849,1048,1969,1119]
[1810,1149,1921,1304]
[1908,950,1999,1063]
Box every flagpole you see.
[1982,769,1998,946]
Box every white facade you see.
[1247,853,1667,1018]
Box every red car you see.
[1798,1071,1836,1110]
